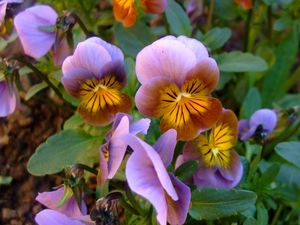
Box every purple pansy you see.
[124,129,191,225]
[0,80,17,117]
[182,109,243,189]
[61,37,132,126]
[98,113,150,186]
[238,109,277,141]
[35,186,87,217]
[0,0,23,25]
[135,35,222,141]
[14,4,70,65]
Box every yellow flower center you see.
[198,123,234,168]
[157,79,209,128]
[79,75,122,113]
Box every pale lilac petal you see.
[35,187,86,217]
[240,126,256,141]
[98,145,109,186]
[238,119,250,140]
[68,41,112,77]
[35,209,87,225]
[61,57,94,98]
[126,148,168,225]
[129,118,151,135]
[124,134,178,200]
[153,129,177,167]
[250,109,277,133]
[136,39,197,86]
[107,116,130,179]
[86,37,124,62]
[175,154,185,169]
[7,0,23,3]
[0,2,7,25]
[167,174,191,225]
[193,151,243,188]
[14,5,57,59]
[160,35,209,62]
[0,81,17,117]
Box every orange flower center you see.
[79,75,122,113]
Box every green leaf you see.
[244,217,258,225]
[257,164,280,187]
[165,0,192,36]
[262,27,299,106]
[25,82,48,100]
[0,176,13,186]
[203,27,232,51]
[189,189,257,220]
[215,51,268,72]
[275,142,300,168]
[27,130,101,176]
[257,203,269,225]
[275,94,300,109]
[174,160,199,181]
[240,87,262,119]
[115,22,154,58]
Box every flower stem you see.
[205,0,215,32]
[271,204,283,225]
[243,8,253,52]
[119,196,140,215]
[71,13,90,37]
[76,163,98,175]
[16,57,63,100]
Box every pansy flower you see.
[62,37,132,126]
[0,0,23,24]
[0,80,17,117]
[97,113,150,186]
[14,5,71,65]
[135,35,222,140]
[238,109,277,141]
[182,109,243,188]
[113,0,167,27]
[124,129,191,225]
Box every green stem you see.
[119,196,140,215]
[17,58,63,100]
[284,65,300,91]
[205,0,215,32]
[271,204,283,225]
[267,5,273,42]
[71,13,90,37]
[125,183,145,216]
[163,13,170,35]
[76,163,98,175]
[244,8,253,52]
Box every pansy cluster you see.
[2,0,294,225]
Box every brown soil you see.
[0,93,72,225]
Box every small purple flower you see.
[62,37,132,126]
[35,186,87,217]
[124,130,191,225]
[238,109,277,141]
[0,0,23,25]
[98,113,150,186]
[14,5,70,65]
[35,209,93,225]
[182,109,243,189]
[0,80,17,117]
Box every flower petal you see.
[113,0,137,27]
[135,78,171,117]
[249,109,277,133]
[107,116,130,179]
[153,129,177,167]
[0,2,7,25]
[14,5,57,59]
[136,39,197,86]
[35,187,85,217]
[129,118,151,135]
[98,145,109,186]
[124,134,178,200]
[185,58,219,93]
[140,0,167,13]
[52,36,71,66]
[0,81,17,117]
[238,119,250,140]
[35,209,88,225]
[167,174,191,225]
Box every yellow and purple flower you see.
[14,5,71,65]
[97,113,150,186]
[135,36,222,141]
[0,80,17,117]
[124,130,191,225]
[62,37,132,126]
[113,0,167,27]
[238,109,277,141]
[181,109,243,188]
